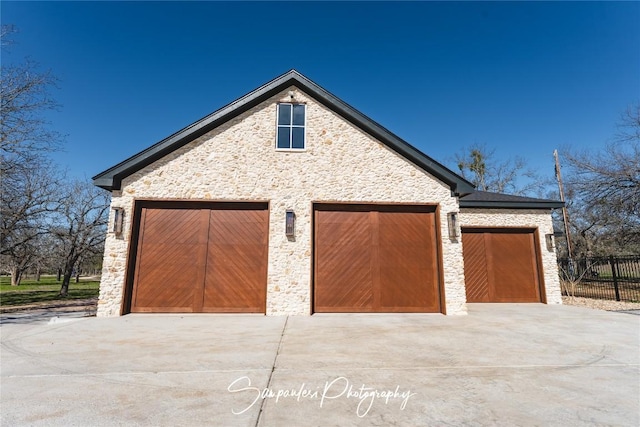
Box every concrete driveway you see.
[1,304,638,426]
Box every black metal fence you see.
[557,256,640,302]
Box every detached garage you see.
[93,70,564,317]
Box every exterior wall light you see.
[113,207,124,236]
[545,233,555,251]
[285,210,296,237]
[447,212,460,240]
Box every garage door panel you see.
[315,256,373,312]
[141,209,203,244]
[315,211,374,312]
[132,209,205,312]
[316,271,374,312]
[378,212,431,242]
[489,233,540,302]
[204,244,268,312]
[462,229,542,303]
[209,209,268,244]
[130,203,268,314]
[378,212,439,311]
[204,209,268,312]
[379,261,436,310]
[315,206,441,313]
[316,211,372,245]
[462,233,490,303]
[133,277,197,313]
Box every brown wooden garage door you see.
[462,228,545,303]
[128,202,268,313]
[314,204,442,313]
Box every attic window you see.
[276,103,305,150]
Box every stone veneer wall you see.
[458,209,563,305]
[97,86,467,317]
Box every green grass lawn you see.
[0,275,100,307]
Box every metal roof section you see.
[92,70,475,194]
[459,190,564,209]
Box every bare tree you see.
[1,25,62,173]
[1,231,38,286]
[453,143,544,196]
[1,24,77,289]
[1,159,61,252]
[616,104,640,143]
[562,104,640,255]
[31,233,64,281]
[0,25,64,284]
[1,158,62,285]
[51,181,109,296]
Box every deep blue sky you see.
[3,1,639,191]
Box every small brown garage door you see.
[128,201,268,313]
[314,204,442,313]
[462,228,545,303]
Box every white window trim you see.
[275,103,307,152]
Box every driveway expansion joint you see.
[255,315,289,427]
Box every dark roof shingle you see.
[459,191,564,209]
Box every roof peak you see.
[93,70,475,194]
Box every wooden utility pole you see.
[554,149,573,259]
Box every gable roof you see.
[92,69,475,194]
[459,190,564,209]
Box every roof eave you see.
[459,200,565,209]
[93,177,115,191]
